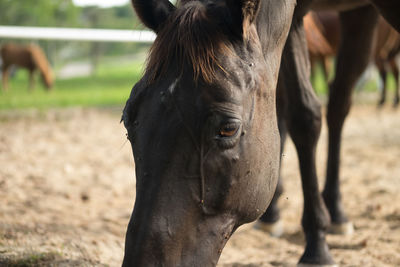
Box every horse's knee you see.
[327,92,351,131]
[289,100,322,147]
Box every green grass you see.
[0,61,144,110]
[311,62,397,96]
[311,64,329,96]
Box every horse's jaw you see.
[122,211,237,267]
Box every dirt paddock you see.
[0,104,399,266]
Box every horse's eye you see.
[214,119,242,149]
[219,123,240,138]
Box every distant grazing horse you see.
[122,0,399,266]
[1,43,54,91]
[304,12,400,107]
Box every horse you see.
[0,43,54,91]
[374,18,400,107]
[304,12,400,107]
[122,0,399,266]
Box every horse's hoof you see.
[253,220,284,237]
[328,221,354,235]
[297,263,338,267]
[377,99,385,108]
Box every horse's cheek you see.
[241,106,280,221]
[241,136,280,221]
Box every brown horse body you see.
[1,43,54,91]
[305,12,400,106]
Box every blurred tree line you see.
[0,0,79,27]
[0,0,148,75]
[0,0,142,29]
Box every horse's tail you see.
[29,44,54,89]
[304,12,334,57]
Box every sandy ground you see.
[0,104,399,266]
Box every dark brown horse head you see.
[122,0,283,265]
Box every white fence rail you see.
[0,25,155,43]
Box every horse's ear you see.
[224,0,261,38]
[131,0,176,33]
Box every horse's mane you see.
[28,44,54,87]
[145,2,233,84]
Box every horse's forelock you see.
[145,2,233,84]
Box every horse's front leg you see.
[376,59,387,107]
[389,59,399,107]
[28,69,35,91]
[2,65,9,91]
[323,6,378,235]
[281,17,334,266]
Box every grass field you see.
[0,59,396,110]
[0,60,144,110]
[311,63,397,96]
